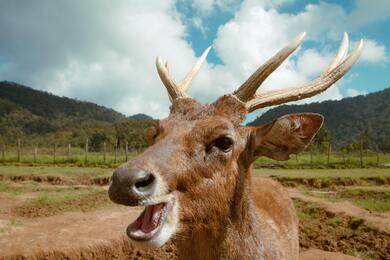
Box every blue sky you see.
[0,0,389,120]
[178,0,390,97]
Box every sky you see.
[0,0,389,122]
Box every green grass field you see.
[254,168,390,189]
[304,186,390,213]
[0,178,109,217]
[253,168,390,178]
[0,166,113,185]
[0,146,137,167]
[253,152,390,169]
[0,165,389,180]
[1,146,389,169]
[0,165,111,177]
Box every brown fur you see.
[112,95,323,259]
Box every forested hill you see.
[248,87,390,151]
[0,81,155,149]
[128,113,153,121]
[0,81,125,122]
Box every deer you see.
[108,32,363,259]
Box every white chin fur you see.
[132,196,179,248]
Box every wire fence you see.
[0,138,389,169]
[0,139,142,167]
[254,150,389,169]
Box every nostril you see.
[135,173,155,189]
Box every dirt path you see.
[0,185,375,259]
[1,199,364,259]
[300,249,360,260]
[0,204,141,257]
[289,188,390,233]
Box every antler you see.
[233,32,307,102]
[156,47,211,101]
[233,32,363,112]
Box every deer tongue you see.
[127,202,167,240]
[141,203,164,233]
[129,203,165,233]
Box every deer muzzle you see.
[108,166,158,206]
[108,164,179,247]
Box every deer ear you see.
[252,113,324,160]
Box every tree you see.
[310,126,330,153]
[89,130,109,152]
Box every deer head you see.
[108,33,362,251]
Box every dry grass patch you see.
[12,186,109,217]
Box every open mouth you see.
[127,199,174,241]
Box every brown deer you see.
[108,32,362,259]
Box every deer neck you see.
[175,170,264,259]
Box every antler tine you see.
[246,37,363,112]
[156,56,187,100]
[156,47,211,102]
[234,32,306,102]
[180,46,211,91]
[322,32,349,75]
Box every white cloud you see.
[346,88,366,97]
[191,0,215,15]
[297,48,332,77]
[210,0,347,102]
[0,0,388,120]
[347,0,390,30]
[213,2,303,93]
[359,39,389,64]
[288,2,347,40]
[0,0,198,118]
[191,17,207,35]
[207,0,388,109]
[190,0,240,16]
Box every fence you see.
[253,150,388,169]
[0,139,144,166]
[0,139,389,169]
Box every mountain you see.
[0,81,154,149]
[248,87,390,152]
[128,113,153,121]
[0,81,125,123]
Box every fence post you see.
[376,149,380,167]
[1,145,5,161]
[310,148,313,168]
[125,141,128,161]
[85,139,89,163]
[327,142,331,165]
[17,138,21,162]
[103,142,106,163]
[359,135,363,168]
[67,144,72,161]
[53,143,57,163]
[34,147,37,163]
[114,140,118,163]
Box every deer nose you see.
[108,167,157,206]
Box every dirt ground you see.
[295,199,389,259]
[0,202,367,260]
[1,176,389,259]
[289,188,390,233]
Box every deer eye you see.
[213,137,233,152]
